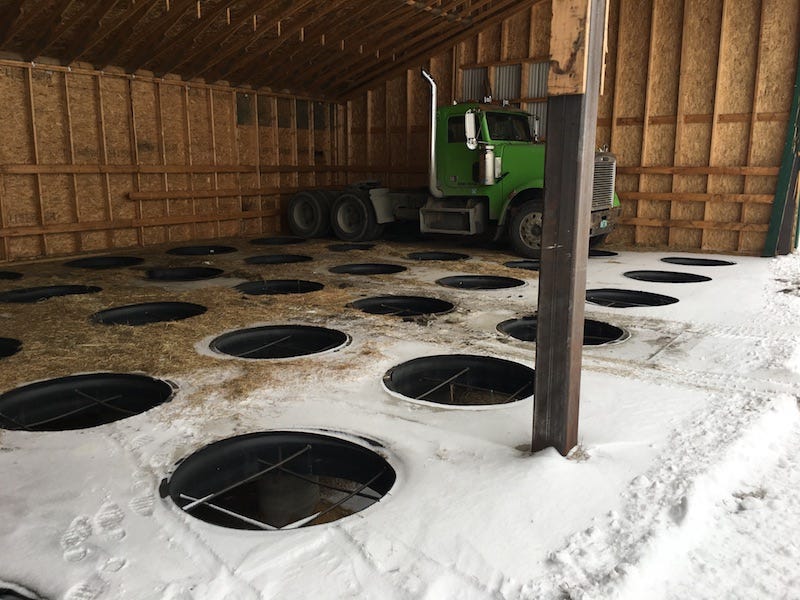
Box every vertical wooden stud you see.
[155,81,171,240]
[207,88,220,237]
[26,66,47,256]
[63,72,81,251]
[127,77,144,245]
[668,0,689,248]
[96,74,114,246]
[182,85,197,239]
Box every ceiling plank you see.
[92,0,163,68]
[125,0,196,73]
[24,0,82,60]
[62,0,130,64]
[0,0,43,46]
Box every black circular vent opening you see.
[245,254,313,265]
[329,263,406,275]
[589,249,619,257]
[504,260,540,271]
[146,267,223,281]
[0,373,174,431]
[327,243,374,252]
[210,325,349,359]
[91,302,207,326]
[0,285,102,303]
[586,288,679,308]
[661,256,735,267]
[163,431,396,531]
[236,280,324,295]
[497,315,626,346]
[349,295,454,317]
[64,256,144,269]
[0,337,22,358]
[624,270,711,283]
[383,354,534,407]
[436,275,524,290]
[250,236,305,246]
[167,245,237,256]
[407,251,469,261]
[0,271,23,280]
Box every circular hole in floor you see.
[407,251,468,261]
[436,275,524,290]
[0,583,44,600]
[0,285,102,303]
[0,271,23,280]
[250,236,305,246]
[236,280,324,295]
[0,337,22,358]
[64,256,144,269]
[497,315,626,345]
[624,270,711,283]
[167,245,237,256]
[0,373,174,431]
[383,354,534,407]
[586,288,679,308]
[146,267,224,281]
[327,243,374,252]
[589,249,619,257]
[162,431,396,530]
[349,295,454,317]
[91,302,207,326]
[661,256,735,267]
[329,263,407,275]
[504,260,540,271]
[245,254,313,265]
[210,325,349,359]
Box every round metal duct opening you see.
[497,315,626,346]
[349,295,454,317]
[661,256,735,267]
[167,245,237,256]
[504,260,540,271]
[146,267,224,281]
[383,354,534,407]
[250,236,305,246]
[586,288,679,308]
[91,302,207,326]
[0,285,102,303]
[0,373,174,431]
[245,254,313,265]
[236,280,324,296]
[329,263,406,275]
[0,338,22,358]
[407,251,468,261]
[162,431,396,530]
[436,275,524,290]
[327,243,374,252]
[623,270,711,283]
[210,325,349,359]
[0,271,23,280]
[64,256,144,269]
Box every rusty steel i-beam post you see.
[532,0,608,456]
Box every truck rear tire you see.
[330,191,384,242]
[509,200,544,258]
[589,233,609,248]
[288,190,331,238]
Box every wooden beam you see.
[92,0,166,69]
[62,0,135,64]
[0,0,33,45]
[124,0,195,72]
[533,0,606,456]
[23,0,80,60]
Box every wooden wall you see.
[344,0,800,254]
[0,61,340,262]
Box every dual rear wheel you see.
[288,189,383,242]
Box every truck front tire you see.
[288,190,331,238]
[330,192,384,242]
[509,200,544,258]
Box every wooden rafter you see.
[62,0,127,64]
[124,0,196,73]
[92,0,163,68]
[0,0,29,45]
[403,0,473,25]
[24,0,80,60]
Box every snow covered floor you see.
[1,241,799,600]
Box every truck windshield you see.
[486,113,533,142]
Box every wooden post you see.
[532,0,607,455]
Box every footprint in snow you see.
[129,494,155,517]
[94,501,126,540]
[64,574,107,600]
[61,516,92,562]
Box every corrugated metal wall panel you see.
[462,67,488,101]
[495,64,521,102]
[527,61,549,98]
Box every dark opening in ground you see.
[236,280,324,295]
[661,257,735,267]
[497,315,626,345]
[91,302,207,326]
[0,583,44,600]
[383,354,534,406]
[250,236,305,246]
[504,260,540,271]
[64,256,144,269]
[0,373,174,431]
[245,254,313,265]
[589,249,619,257]
[0,285,102,303]
[329,263,407,275]
[586,288,679,308]
[436,275,524,290]
[327,243,375,252]
[162,431,396,530]
[624,270,711,283]
[349,295,454,317]
[146,267,224,281]
[0,338,22,358]
[407,251,469,261]
[0,271,23,280]
[167,245,237,256]
[210,325,349,359]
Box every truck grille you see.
[592,152,616,210]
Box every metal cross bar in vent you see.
[23,392,126,429]
[179,493,277,530]
[0,410,33,432]
[182,444,312,511]
[257,458,382,502]
[416,367,470,400]
[280,468,388,530]
[237,335,293,357]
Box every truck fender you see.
[498,187,544,227]
[368,188,396,224]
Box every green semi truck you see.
[287,70,620,257]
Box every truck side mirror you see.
[465,110,478,151]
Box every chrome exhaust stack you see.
[421,69,444,198]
